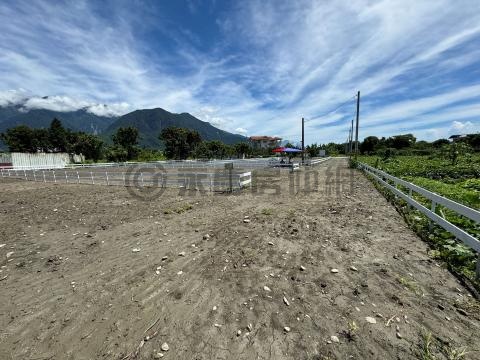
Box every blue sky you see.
[1,0,480,144]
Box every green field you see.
[358,154,480,209]
[357,154,480,286]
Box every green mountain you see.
[104,108,246,148]
[0,104,246,150]
[0,105,116,134]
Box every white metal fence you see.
[0,167,252,192]
[358,162,480,276]
[1,158,278,171]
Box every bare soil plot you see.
[0,158,479,359]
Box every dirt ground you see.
[1,158,479,360]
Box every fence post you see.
[141,172,144,187]
[429,201,437,231]
[24,169,27,180]
[91,172,94,184]
[65,170,68,183]
[123,172,126,186]
[53,171,56,183]
[77,171,80,184]
[43,171,46,182]
[225,163,233,192]
[33,170,37,182]
[105,172,109,185]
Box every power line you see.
[305,95,356,123]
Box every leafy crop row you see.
[357,155,480,290]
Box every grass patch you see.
[260,208,274,215]
[420,330,435,360]
[397,276,423,296]
[418,329,471,360]
[164,203,193,214]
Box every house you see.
[448,134,466,142]
[248,136,282,149]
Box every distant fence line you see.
[0,157,331,171]
[358,162,480,277]
[0,167,253,192]
[1,158,277,171]
[0,157,333,192]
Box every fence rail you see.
[0,168,252,192]
[358,163,480,264]
[0,158,278,171]
[308,157,331,166]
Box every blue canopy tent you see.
[282,148,302,153]
[272,147,302,153]
[272,147,302,165]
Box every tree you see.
[112,127,139,160]
[234,142,251,159]
[305,143,321,157]
[194,140,232,159]
[360,136,379,154]
[71,132,104,161]
[159,127,202,159]
[432,138,450,148]
[48,118,68,152]
[443,142,472,165]
[33,128,51,152]
[1,125,37,152]
[386,134,416,149]
[463,134,480,150]
[1,120,104,160]
[105,145,128,162]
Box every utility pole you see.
[354,91,360,159]
[301,117,305,164]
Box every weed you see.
[397,276,423,296]
[445,346,469,360]
[261,208,274,215]
[164,203,193,215]
[420,330,435,360]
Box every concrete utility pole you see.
[301,117,305,164]
[354,91,360,159]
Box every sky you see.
[1,0,480,144]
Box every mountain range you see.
[0,102,246,149]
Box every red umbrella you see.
[272,147,286,153]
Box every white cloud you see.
[22,96,90,112]
[235,127,248,135]
[450,120,479,134]
[1,1,480,142]
[86,103,131,117]
[0,89,29,106]
[0,92,131,117]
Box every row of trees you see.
[1,119,103,160]
[358,133,480,155]
[160,127,253,160]
[0,121,257,161]
[4,119,477,162]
